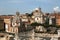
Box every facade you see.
[21,14,28,22]
[0,15,13,32]
[49,14,56,25]
[35,26,47,33]
[32,8,44,24]
[18,29,60,40]
[0,33,9,40]
[55,13,60,25]
[49,12,60,25]
[0,32,14,40]
[11,12,22,40]
[0,18,4,31]
[4,19,12,32]
[0,8,60,40]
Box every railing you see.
[18,32,59,38]
[35,33,58,37]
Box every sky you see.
[0,0,60,15]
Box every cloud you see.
[53,6,60,12]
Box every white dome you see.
[33,8,41,12]
[35,8,39,10]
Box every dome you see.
[34,8,41,10]
[35,8,39,10]
[16,11,20,16]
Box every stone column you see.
[31,29,34,40]
[57,30,60,37]
[51,37,58,40]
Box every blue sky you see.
[0,0,60,15]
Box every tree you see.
[26,12,33,17]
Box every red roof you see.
[0,15,13,19]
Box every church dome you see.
[35,8,39,10]
[34,8,41,11]
[16,11,20,16]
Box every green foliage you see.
[30,22,60,28]
[26,12,33,17]
[28,14,33,17]
[31,22,40,26]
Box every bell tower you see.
[11,11,22,33]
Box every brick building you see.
[50,12,60,25]
[0,18,5,31]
